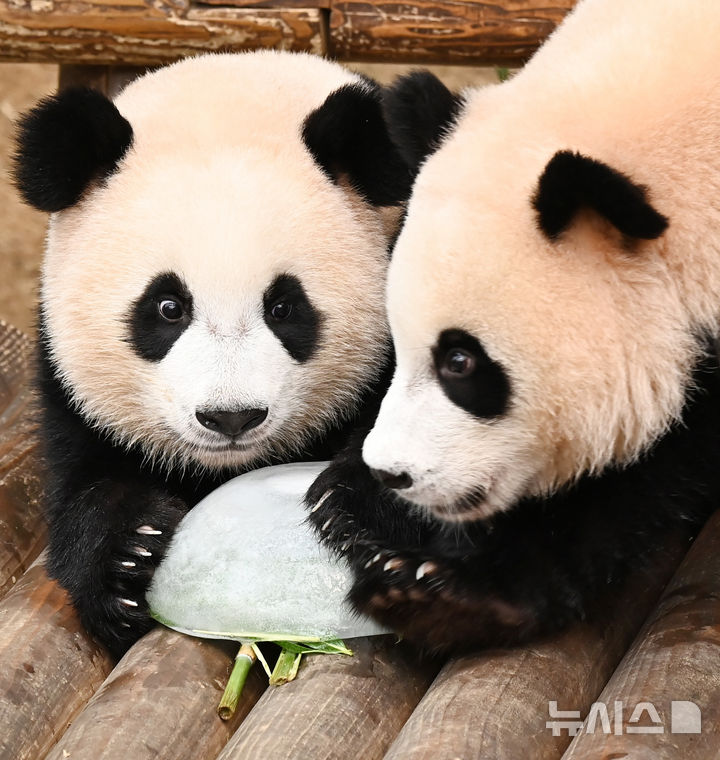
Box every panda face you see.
[125,267,323,465]
[363,111,689,522]
[43,149,389,471]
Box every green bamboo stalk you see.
[218,643,256,720]
[269,647,302,685]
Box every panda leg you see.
[45,476,187,658]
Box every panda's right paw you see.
[90,496,186,657]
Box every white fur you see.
[43,52,390,472]
[364,0,720,521]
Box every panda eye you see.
[440,349,476,379]
[270,302,293,321]
[157,298,184,323]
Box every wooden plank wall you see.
[0,0,577,66]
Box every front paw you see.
[306,457,428,561]
[306,457,382,558]
[92,497,185,656]
[349,547,538,653]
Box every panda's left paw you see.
[306,455,390,559]
[348,547,538,653]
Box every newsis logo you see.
[546,700,702,736]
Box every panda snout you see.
[195,408,268,438]
[369,468,413,490]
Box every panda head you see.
[15,53,412,472]
[363,71,693,523]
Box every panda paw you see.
[305,460,541,652]
[306,457,383,558]
[89,497,186,657]
[347,545,538,653]
[306,455,421,562]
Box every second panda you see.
[14,52,411,656]
[308,0,720,652]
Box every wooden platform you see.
[1,320,719,759]
[0,0,576,66]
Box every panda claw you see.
[310,490,333,513]
[364,552,384,569]
[121,560,136,568]
[321,516,335,532]
[415,561,438,580]
[120,622,132,628]
[136,525,162,535]
[119,597,138,607]
[133,546,152,557]
[383,557,404,572]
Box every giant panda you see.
[307,0,720,652]
[13,51,412,656]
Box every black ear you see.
[381,70,463,171]
[302,82,413,206]
[13,87,133,213]
[533,151,668,241]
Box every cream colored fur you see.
[364,0,720,520]
[43,52,390,472]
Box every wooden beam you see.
[45,628,266,760]
[0,0,326,65]
[0,562,113,760]
[563,512,720,759]
[197,0,332,8]
[382,533,691,760]
[0,322,44,600]
[329,1,577,64]
[216,636,437,760]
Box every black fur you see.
[381,71,464,171]
[432,328,510,419]
[263,273,323,363]
[13,87,133,213]
[38,314,392,658]
[533,151,669,241]
[307,343,720,654]
[302,82,414,206]
[127,272,193,362]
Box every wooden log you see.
[217,635,437,760]
[196,0,331,8]
[0,0,325,66]
[562,511,720,759]
[45,628,266,760]
[329,0,577,64]
[0,322,44,599]
[382,535,692,760]
[0,561,114,760]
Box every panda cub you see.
[14,51,410,656]
[308,0,720,652]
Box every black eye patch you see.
[432,329,510,419]
[127,272,193,362]
[263,274,323,363]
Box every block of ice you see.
[147,461,388,643]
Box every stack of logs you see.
[1,319,719,759]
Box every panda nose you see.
[195,408,268,438]
[369,468,413,490]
